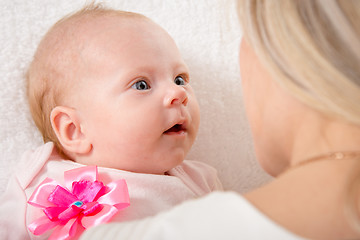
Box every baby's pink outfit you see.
[0,142,222,240]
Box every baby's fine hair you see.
[26,3,147,157]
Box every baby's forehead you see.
[59,14,147,45]
[40,12,154,69]
[33,13,141,79]
[35,9,179,85]
[63,14,163,63]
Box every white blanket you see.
[0,0,271,195]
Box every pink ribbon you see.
[27,165,130,239]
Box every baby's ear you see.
[50,106,92,155]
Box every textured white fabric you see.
[0,142,221,239]
[80,192,305,240]
[0,0,272,196]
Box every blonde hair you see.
[237,0,360,232]
[26,3,146,157]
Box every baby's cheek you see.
[191,104,200,128]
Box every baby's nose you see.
[163,85,188,107]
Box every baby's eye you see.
[131,80,150,90]
[174,76,186,86]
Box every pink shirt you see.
[0,142,222,240]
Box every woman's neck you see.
[289,114,360,169]
[245,157,360,239]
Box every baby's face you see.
[71,16,200,174]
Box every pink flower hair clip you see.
[27,165,130,239]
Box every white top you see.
[80,192,305,240]
[0,142,222,240]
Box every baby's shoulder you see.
[170,160,223,192]
[16,142,55,190]
[177,160,218,176]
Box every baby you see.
[0,4,222,240]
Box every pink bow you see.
[27,165,130,239]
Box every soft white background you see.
[0,0,271,195]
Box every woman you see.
[80,0,360,239]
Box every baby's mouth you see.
[164,124,186,134]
